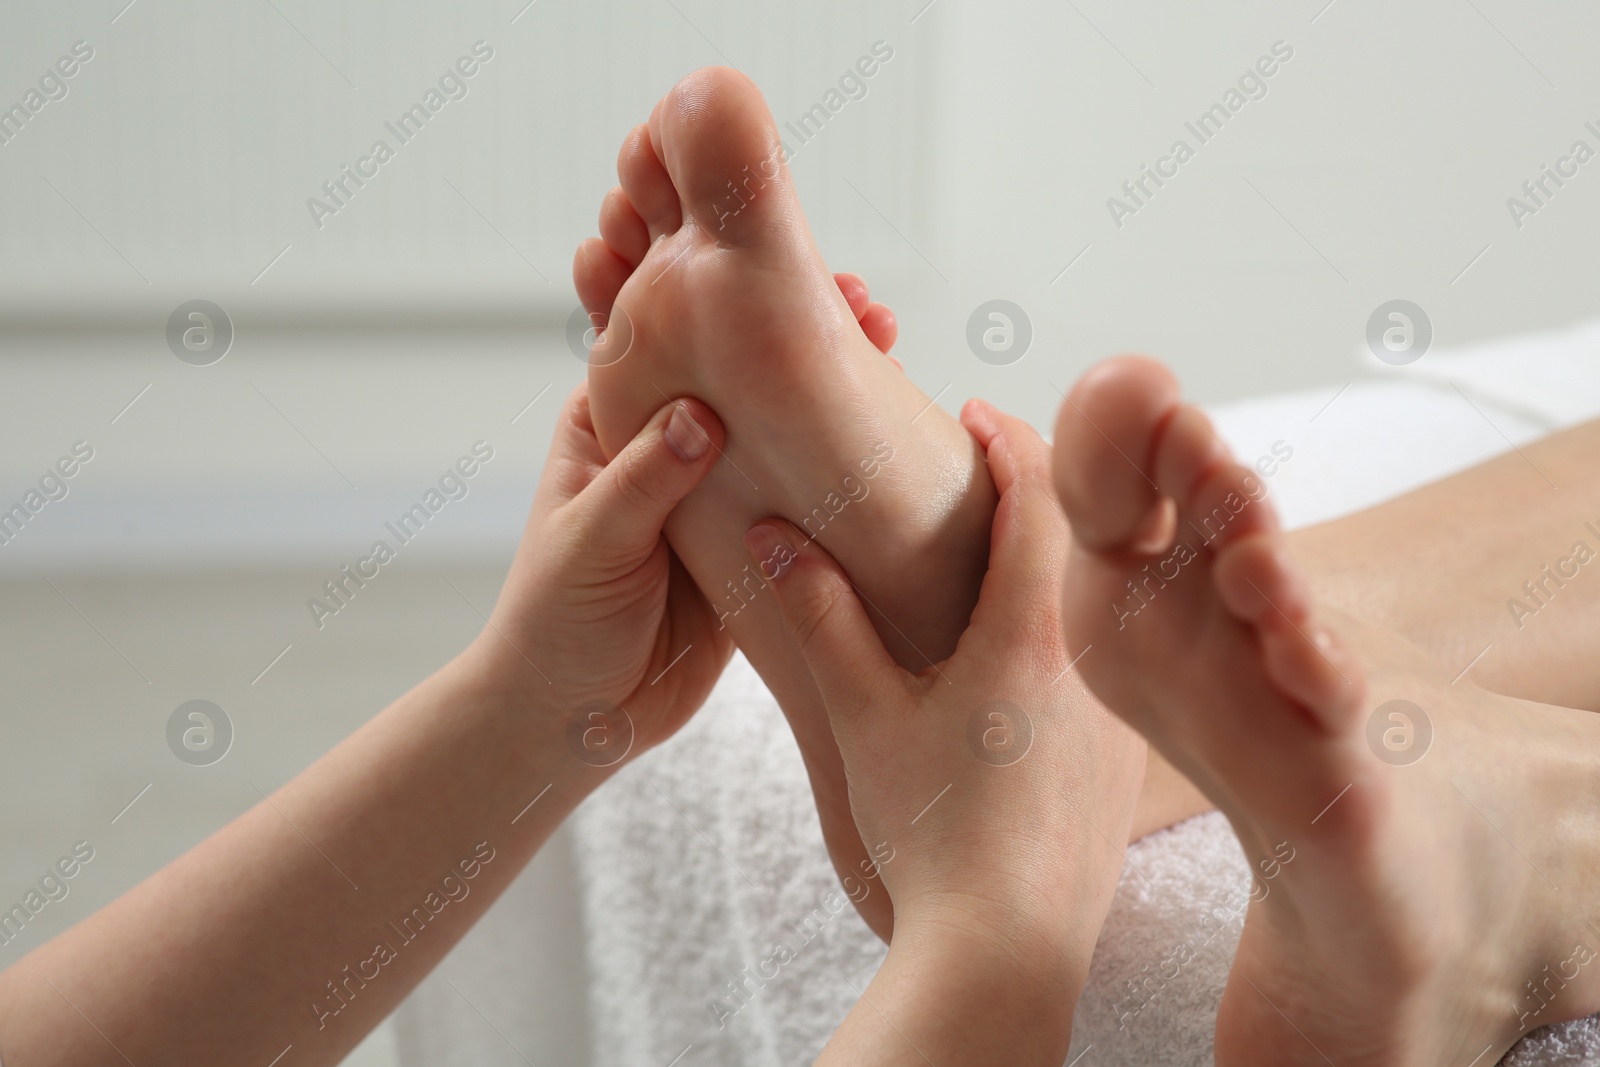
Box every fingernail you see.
[664,402,710,462]
[744,523,796,581]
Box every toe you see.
[832,274,897,354]
[1261,621,1366,729]
[1151,405,1230,505]
[573,237,632,321]
[617,123,682,241]
[599,186,650,268]
[1053,355,1181,552]
[859,303,898,355]
[1213,533,1311,627]
[650,67,795,248]
[1203,463,1363,729]
[1173,452,1281,554]
[1146,403,1281,555]
[834,272,869,318]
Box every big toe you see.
[649,67,800,248]
[1053,355,1181,552]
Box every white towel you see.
[396,318,1600,1066]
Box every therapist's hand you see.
[480,382,734,760]
[754,400,1147,1066]
[0,383,735,1067]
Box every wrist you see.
[858,906,1086,1065]
[449,635,623,811]
[893,894,1095,1011]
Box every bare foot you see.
[1053,356,1600,1066]
[574,68,997,936]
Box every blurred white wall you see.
[0,0,934,316]
[3,0,1596,542]
[3,0,1596,562]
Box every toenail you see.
[664,402,710,461]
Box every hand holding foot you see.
[759,399,1145,1065]
[577,67,997,939]
[484,384,732,756]
[0,386,736,1065]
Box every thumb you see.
[744,521,902,726]
[571,397,724,562]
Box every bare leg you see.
[1293,417,1600,712]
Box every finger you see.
[533,383,612,510]
[859,303,898,356]
[959,396,1003,450]
[744,520,902,726]
[834,272,869,318]
[567,397,724,562]
[960,400,1073,654]
[962,399,1053,500]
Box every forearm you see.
[0,636,599,1066]
[818,915,1082,1067]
